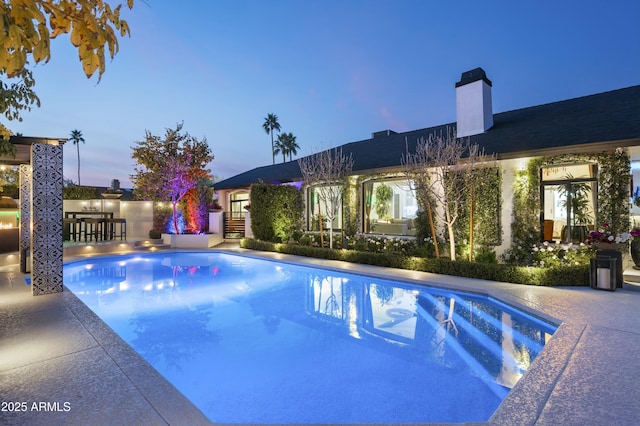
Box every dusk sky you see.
[9,0,640,188]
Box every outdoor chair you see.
[106,218,127,240]
[63,218,81,241]
[83,218,104,242]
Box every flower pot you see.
[592,242,625,251]
[631,240,640,268]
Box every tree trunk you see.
[271,132,275,165]
[172,201,179,234]
[469,189,474,262]
[445,204,456,260]
[427,203,439,258]
[318,203,324,248]
[76,144,81,185]
[328,216,334,249]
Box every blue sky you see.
[9,0,640,187]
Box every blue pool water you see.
[64,251,556,424]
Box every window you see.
[308,185,343,231]
[229,191,249,219]
[363,179,417,236]
[541,163,597,243]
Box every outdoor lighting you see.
[590,256,618,291]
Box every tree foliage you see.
[298,147,353,249]
[69,129,84,185]
[249,182,302,242]
[262,113,280,165]
[274,131,299,162]
[180,183,213,234]
[131,123,214,234]
[0,0,134,148]
[402,127,495,260]
[0,68,39,144]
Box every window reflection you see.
[541,164,597,242]
[363,179,418,235]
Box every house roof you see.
[215,85,640,190]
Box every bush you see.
[63,186,100,199]
[503,241,594,267]
[0,184,19,199]
[250,183,303,242]
[240,238,589,287]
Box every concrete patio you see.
[1,243,639,425]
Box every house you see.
[215,68,640,255]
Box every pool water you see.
[64,251,556,424]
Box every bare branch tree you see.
[402,127,494,260]
[298,147,353,249]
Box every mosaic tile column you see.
[19,164,32,273]
[30,143,64,295]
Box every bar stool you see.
[63,218,81,241]
[106,218,127,240]
[84,218,104,242]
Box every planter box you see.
[162,233,223,248]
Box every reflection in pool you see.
[64,251,556,424]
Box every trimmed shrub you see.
[240,238,589,287]
[250,183,302,242]
[63,186,101,199]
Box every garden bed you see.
[240,238,590,287]
[162,233,223,248]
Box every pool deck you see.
[1,242,639,425]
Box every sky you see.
[8,0,640,188]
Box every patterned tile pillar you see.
[19,164,32,273]
[30,143,64,295]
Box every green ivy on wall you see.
[342,176,358,237]
[454,166,502,248]
[250,182,303,242]
[510,150,630,249]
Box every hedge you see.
[240,238,590,287]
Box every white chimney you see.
[455,68,493,137]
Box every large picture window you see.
[363,179,417,236]
[541,163,597,243]
[308,185,343,231]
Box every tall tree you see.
[298,147,353,249]
[131,123,214,234]
[0,0,134,152]
[402,127,493,260]
[282,132,299,161]
[274,132,299,163]
[262,113,280,165]
[274,133,287,163]
[69,129,84,185]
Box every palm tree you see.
[262,113,280,165]
[282,132,299,161]
[274,133,288,163]
[69,129,85,185]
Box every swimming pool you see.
[64,251,556,424]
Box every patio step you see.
[134,239,171,250]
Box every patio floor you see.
[1,242,639,425]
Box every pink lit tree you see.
[131,123,214,234]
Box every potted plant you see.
[586,223,630,251]
[375,183,393,220]
[559,178,593,242]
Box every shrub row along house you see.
[214,68,640,259]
